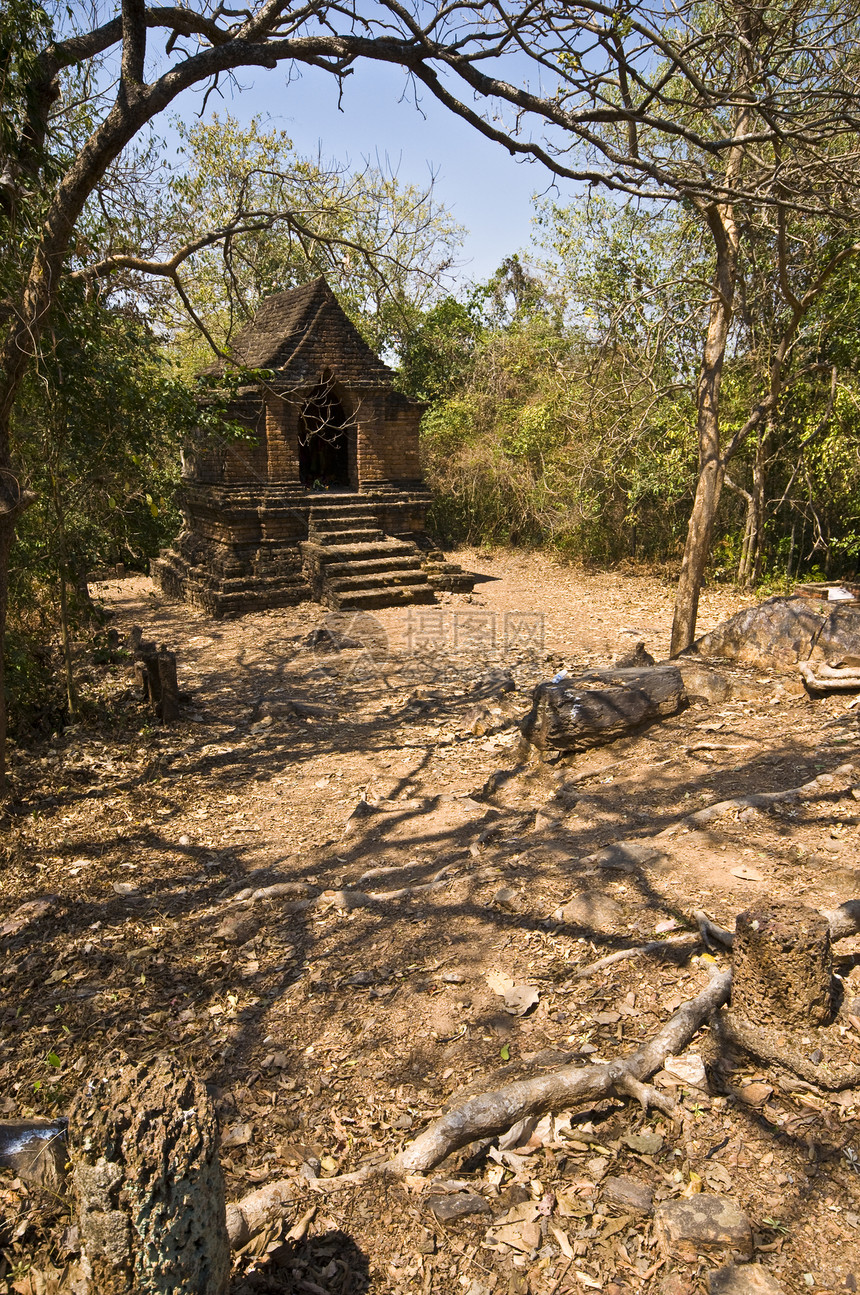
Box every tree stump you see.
[732,903,833,1028]
[721,901,859,1089]
[68,1053,230,1295]
[157,647,179,722]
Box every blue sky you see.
[177,58,569,287]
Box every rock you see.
[534,799,569,831]
[343,799,376,835]
[655,1196,753,1263]
[0,895,59,938]
[602,1175,653,1214]
[709,1264,787,1295]
[557,890,623,933]
[492,886,520,912]
[736,1082,773,1106]
[464,703,492,736]
[676,661,732,704]
[686,596,825,668]
[622,1129,664,1155]
[428,1192,492,1221]
[659,1276,698,1295]
[613,641,656,668]
[586,840,665,873]
[214,914,258,944]
[811,604,860,665]
[663,1053,709,1091]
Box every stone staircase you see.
[300,503,436,609]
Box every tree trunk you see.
[0,515,14,790]
[670,222,738,653]
[750,420,769,583]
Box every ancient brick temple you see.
[153,277,471,615]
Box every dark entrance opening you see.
[299,383,350,488]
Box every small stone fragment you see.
[737,1083,773,1106]
[214,915,258,945]
[655,1196,753,1263]
[622,1130,664,1155]
[709,1264,787,1295]
[428,1192,492,1221]
[558,891,622,933]
[602,1175,653,1215]
[663,1053,709,1090]
[492,886,520,912]
[0,896,59,938]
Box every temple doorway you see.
[299,383,351,488]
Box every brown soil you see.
[2,552,859,1295]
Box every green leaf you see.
[46,1051,62,1068]
[500,1044,510,1061]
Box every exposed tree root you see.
[383,969,731,1174]
[571,933,698,979]
[657,762,855,833]
[8,889,860,1249]
[799,662,860,691]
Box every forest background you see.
[4,0,860,743]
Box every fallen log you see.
[521,665,686,753]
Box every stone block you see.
[601,1175,653,1214]
[654,1196,753,1264]
[708,1264,787,1295]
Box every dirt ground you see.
[2,550,860,1295]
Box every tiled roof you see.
[203,278,397,389]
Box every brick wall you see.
[265,395,301,483]
[354,392,422,486]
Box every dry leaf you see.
[551,1224,575,1258]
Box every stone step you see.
[323,555,422,577]
[326,570,430,592]
[304,540,416,564]
[308,527,385,546]
[328,584,436,610]
[309,513,379,532]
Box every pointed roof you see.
[206,277,397,389]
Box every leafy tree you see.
[3,0,860,784]
[10,289,200,721]
[83,114,463,370]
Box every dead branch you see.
[8,895,860,1248]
